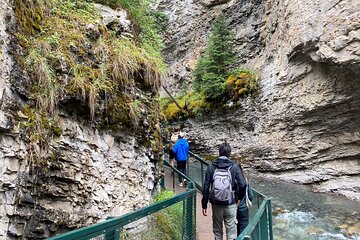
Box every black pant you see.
[237,208,249,236]
[169,149,175,159]
[176,161,187,183]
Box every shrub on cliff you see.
[225,69,259,100]
[158,13,260,122]
[193,14,235,101]
[160,91,211,121]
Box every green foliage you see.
[18,106,62,166]
[225,68,259,100]
[193,14,235,101]
[139,190,183,240]
[90,0,165,61]
[15,0,164,121]
[14,0,44,35]
[154,190,176,202]
[151,10,170,33]
[14,0,166,164]
[159,91,210,121]
[25,46,58,114]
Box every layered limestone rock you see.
[200,0,231,7]
[0,1,15,238]
[1,120,158,238]
[157,0,360,201]
[0,1,161,239]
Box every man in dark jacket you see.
[201,142,246,240]
[173,132,189,187]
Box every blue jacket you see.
[173,138,189,161]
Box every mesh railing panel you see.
[187,155,207,190]
[49,160,197,240]
[237,200,273,240]
[118,202,185,240]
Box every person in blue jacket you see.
[237,164,254,236]
[172,132,189,187]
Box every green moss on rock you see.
[14,0,165,163]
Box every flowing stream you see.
[250,176,360,240]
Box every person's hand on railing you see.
[202,208,207,216]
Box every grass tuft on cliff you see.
[15,0,165,120]
[14,0,166,162]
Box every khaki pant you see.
[211,204,237,240]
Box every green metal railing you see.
[188,151,273,240]
[48,161,197,240]
[48,150,272,240]
[237,198,273,240]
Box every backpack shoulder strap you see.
[209,163,216,176]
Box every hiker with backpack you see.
[201,142,246,240]
[236,164,254,236]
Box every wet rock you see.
[0,1,161,237]
[272,207,289,216]
[0,110,11,132]
[305,226,325,235]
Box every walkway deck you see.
[164,166,214,240]
[196,191,214,240]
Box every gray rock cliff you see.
[157,0,360,201]
[0,1,162,238]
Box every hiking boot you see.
[178,182,183,187]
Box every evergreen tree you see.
[193,14,235,101]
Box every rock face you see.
[0,1,161,239]
[200,0,231,7]
[1,119,158,238]
[157,0,360,201]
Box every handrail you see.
[48,150,272,240]
[189,151,208,165]
[236,199,273,240]
[49,160,197,240]
[188,151,209,191]
[164,158,196,189]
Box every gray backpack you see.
[211,165,235,203]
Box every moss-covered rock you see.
[13,0,165,161]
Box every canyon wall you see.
[157,0,360,201]
[0,1,161,238]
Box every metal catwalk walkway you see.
[49,152,273,240]
[163,164,214,239]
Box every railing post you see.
[113,228,120,240]
[104,216,120,240]
[160,173,164,188]
[184,192,195,240]
[260,206,268,240]
[268,199,273,240]
[172,167,175,189]
[186,155,189,176]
